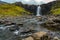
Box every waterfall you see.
[36,5,41,16]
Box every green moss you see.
[51,1,60,15]
[51,8,60,15]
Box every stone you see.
[17,24,23,27]
[41,16,60,31]
[23,36,34,40]
[53,36,59,40]
[53,19,60,23]
[32,31,48,40]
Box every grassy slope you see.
[0,4,31,17]
[51,1,60,15]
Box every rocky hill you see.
[14,2,37,15]
[14,1,59,15]
[0,2,31,17]
[41,1,60,15]
[51,1,60,15]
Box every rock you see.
[53,19,60,23]
[41,16,60,31]
[15,2,37,15]
[9,27,16,31]
[9,25,19,31]
[36,16,42,21]
[20,30,37,38]
[23,36,34,40]
[53,36,59,40]
[4,21,12,25]
[32,31,49,40]
[17,24,23,27]
[46,21,55,24]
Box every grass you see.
[51,1,60,15]
[0,4,31,17]
[51,8,60,15]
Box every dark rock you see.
[41,16,60,31]
[20,30,37,34]
[4,22,16,26]
[9,25,19,31]
[20,30,37,38]
[17,24,23,27]
[14,2,37,15]
[40,1,56,15]
[9,27,17,31]
[53,19,60,23]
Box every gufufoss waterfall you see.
[36,5,41,16]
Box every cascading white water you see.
[36,5,41,16]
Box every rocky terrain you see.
[0,15,60,40]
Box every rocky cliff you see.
[40,1,57,15]
[14,2,37,15]
[14,1,57,15]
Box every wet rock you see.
[9,27,17,31]
[36,16,42,21]
[9,26,19,31]
[31,31,49,40]
[17,24,23,27]
[0,21,5,25]
[5,23,16,26]
[20,30,37,38]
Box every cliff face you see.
[14,1,55,15]
[14,1,57,15]
[15,2,37,15]
[40,1,56,15]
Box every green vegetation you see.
[51,1,60,15]
[0,4,31,17]
[51,8,60,15]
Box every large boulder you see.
[53,36,59,40]
[23,36,34,40]
[31,31,50,40]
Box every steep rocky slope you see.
[14,2,37,15]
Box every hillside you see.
[14,2,37,15]
[0,3,31,17]
[51,1,60,15]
